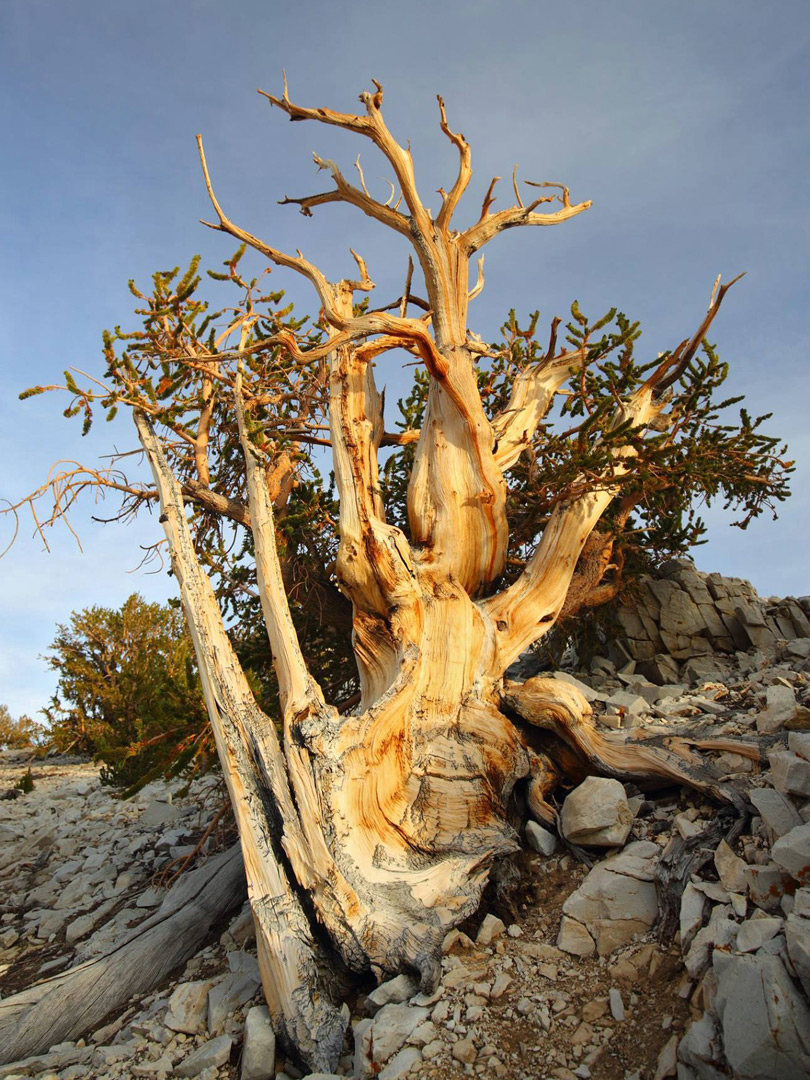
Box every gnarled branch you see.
[259,76,432,237]
[279,151,411,238]
[463,180,591,254]
[435,95,472,233]
[492,340,584,470]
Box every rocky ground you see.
[2,580,810,1080]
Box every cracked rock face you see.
[713,952,810,1080]
[604,559,810,674]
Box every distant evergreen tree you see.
[0,705,41,750]
[43,593,211,792]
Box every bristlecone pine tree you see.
[13,81,792,1070]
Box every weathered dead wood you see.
[654,808,748,938]
[136,409,348,1072]
[0,847,246,1066]
[502,676,753,927]
[502,677,749,812]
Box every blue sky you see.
[1,0,808,719]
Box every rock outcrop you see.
[606,559,810,681]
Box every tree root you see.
[654,808,747,938]
[502,677,752,815]
[501,676,754,920]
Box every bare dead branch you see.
[279,151,411,237]
[644,273,746,397]
[346,248,375,293]
[400,256,415,318]
[197,135,334,311]
[435,95,472,233]
[468,256,485,302]
[478,176,501,223]
[511,165,523,209]
[258,77,433,237]
[462,178,591,254]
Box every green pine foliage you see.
[384,305,792,586]
[15,768,35,793]
[43,594,212,794]
[0,705,42,750]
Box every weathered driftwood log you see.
[0,847,246,1066]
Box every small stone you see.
[421,1039,444,1060]
[608,988,625,1021]
[557,916,595,957]
[674,813,702,840]
[132,1055,174,1078]
[749,788,803,838]
[552,672,601,702]
[241,1005,275,1080]
[227,903,256,946]
[605,690,649,716]
[174,1035,233,1077]
[679,883,708,950]
[757,684,799,734]
[525,820,558,855]
[140,800,181,827]
[136,887,165,908]
[366,973,419,1010]
[772,823,810,886]
[165,980,217,1035]
[490,972,512,999]
[581,999,608,1022]
[207,972,261,1035]
[357,1004,430,1074]
[451,1036,477,1064]
[789,732,810,760]
[684,909,739,979]
[378,1045,422,1080]
[227,949,260,980]
[406,1021,437,1047]
[560,777,633,848]
[441,928,474,953]
[736,916,783,953]
[769,751,810,798]
[714,839,748,893]
[476,913,506,945]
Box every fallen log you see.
[0,846,246,1065]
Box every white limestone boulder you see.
[560,776,634,848]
